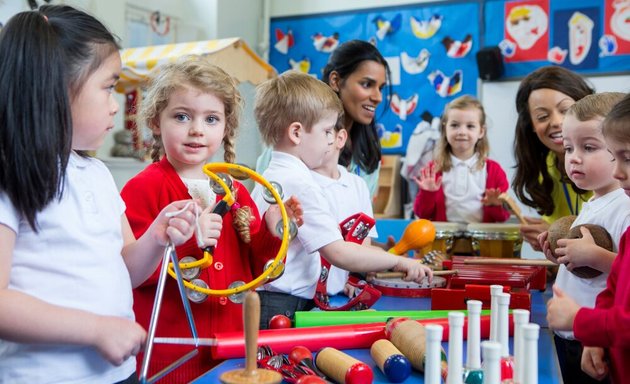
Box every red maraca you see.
[289,346,327,379]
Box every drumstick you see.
[463,258,556,267]
[498,193,527,225]
[374,270,458,279]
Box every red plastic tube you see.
[211,314,510,359]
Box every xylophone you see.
[442,256,547,291]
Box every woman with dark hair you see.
[512,66,595,250]
[257,39,390,196]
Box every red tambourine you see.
[313,213,381,311]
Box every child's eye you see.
[206,115,219,124]
[584,145,597,152]
[564,146,573,153]
[175,113,189,122]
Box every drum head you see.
[370,276,446,297]
[433,221,467,237]
[467,223,521,240]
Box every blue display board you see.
[269,1,481,156]
[484,0,630,78]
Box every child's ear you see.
[288,122,303,145]
[328,71,341,92]
[479,125,486,139]
[336,128,348,150]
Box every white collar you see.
[450,153,478,168]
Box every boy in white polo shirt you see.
[251,71,432,328]
[311,123,378,298]
[539,92,630,384]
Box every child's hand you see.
[520,217,549,251]
[546,285,580,331]
[343,282,356,298]
[392,257,433,283]
[92,315,146,366]
[153,200,197,246]
[265,195,303,237]
[385,235,397,250]
[537,231,558,263]
[581,346,609,381]
[481,188,502,206]
[413,163,441,192]
[198,205,223,248]
[554,227,600,270]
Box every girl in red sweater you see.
[413,95,510,223]
[121,55,301,382]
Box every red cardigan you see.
[413,159,510,223]
[121,158,281,383]
[574,228,630,384]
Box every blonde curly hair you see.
[138,54,252,242]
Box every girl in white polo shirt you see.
[413,95,511,223]
[0,6,198,383]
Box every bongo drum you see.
[466,223,523,258]
[370,276,447,298]
[419,222,466,257]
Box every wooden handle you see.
[244,291,260,375]
[498,193,527,225]
[463,258,556,267]
[374,270,457,279]
[220,291,282,383]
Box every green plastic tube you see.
[294,309,492,328]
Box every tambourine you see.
[167,162,290,298]
[371,276,447,298]
[314,212,381,311]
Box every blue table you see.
[192,289,561,383]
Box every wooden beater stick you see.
[463,258,556,267]
[498,193,528,225]
[374,270,458,279]
[220,292,282,384]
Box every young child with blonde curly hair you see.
[121,55,300,382]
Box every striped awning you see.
[116,38,275,93]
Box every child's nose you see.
[189,120,204,134]
[110,95,119,115]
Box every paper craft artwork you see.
[568,12,594,65]
[373,13,402,40]
[274,28,294,55]
[442,34,473,58]
[288,57,311,73]
[428,70,463,98]
[401,49,430,74]
[377,123,403,149]
[410,14,443,39]
[390,93,419,121]
[312,32,339,53]
[504,1,549,62]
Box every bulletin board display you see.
[269,1,481,155]
[484,0,630,78]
